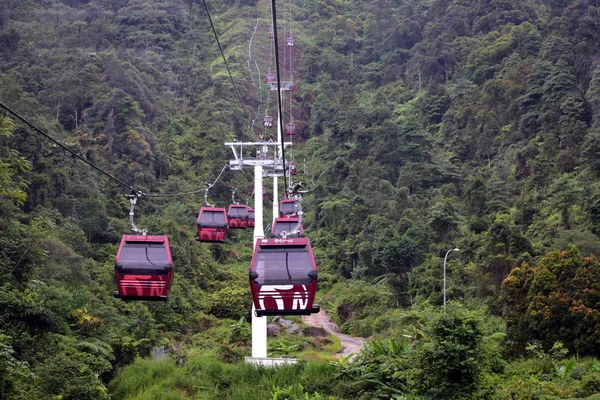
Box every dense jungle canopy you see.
[4,0,600,398]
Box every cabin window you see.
[228,207,248,218]
[273,222,296,236]
[254,246,313,285]
[117,241,171,273]
[280,202,296,215]
[200,211,227,226]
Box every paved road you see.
[302,310,366,359]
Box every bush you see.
[416,302,485,399]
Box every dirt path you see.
[302,310,367,359]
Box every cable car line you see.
[270,0,289,193]
[247,18,259,88]
[0,100,142,194]
[201,0,256,139]
[201,163,230,205]
[144,163,229,197]
[1,100,234,200]
[242,3,320,318]
[143,188,208,197]
[285,0,296,176]
[247,19,263,137]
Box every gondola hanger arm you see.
[126,192,147,236]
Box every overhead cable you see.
[201,0,256,139]
[0,100,141,194]
[271,0,288,192]
[0,101,225,199]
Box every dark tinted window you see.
[280,201,297,215]
[273,222,294,236]
[272,222,301,237]
[253,246,313,285]
[199,210,227,227]
[117,241,172,272]
[228,206,248,218]
[248,211,255,220]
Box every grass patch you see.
[298,335,344,362]
[109,353,342,400]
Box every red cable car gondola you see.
[248,208,255,228]
[266,71,275,83]
[269,27,274,39]
[285,122,296,135]
[197,207,228,242]
[249,237,319,316]
[114,235,174,301]
[279,199,298,217]
[288,161,297,175]
[263,115,273,127]
[271,217,304,238]
[228,204,249,228]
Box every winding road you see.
[302,310,367,359]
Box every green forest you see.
[3,0,600,398]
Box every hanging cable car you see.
[196,207,228,242]
[263,115,273,127]
[269,27,274,39]
[279,199,298,217]
[266,71,275,83]
[287,35,295,47]
[285,122,296,135]
[288,161,297,175]
[249,237,319,316]
[114,235,174,301]
[271,217,304,238]
[228,204,249,228]
[248,208,255,228]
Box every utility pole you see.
[443,248,460,306]
[224,140,292,362]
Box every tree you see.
[0,334,33,400]
[416,302,485,399]
[502,245,600,357]
[0,118,31,211]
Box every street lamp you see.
[443,248,460,306]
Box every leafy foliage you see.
[3,0,600,397]
[503,246,600,357]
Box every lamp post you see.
[443,248,460,306]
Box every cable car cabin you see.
[263,115,273,127]
[287,36,295,47]
[228,204,249,228]
[249,238,319,317]
[266,72,275,83]
[269,27,274,39]
[248,208,255,228]
[114,235,173,301]
[285,122,296,135]
[197,207,228,243]
[279,199,298,217]
[271,217,304,238]
[288,161,297,175]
